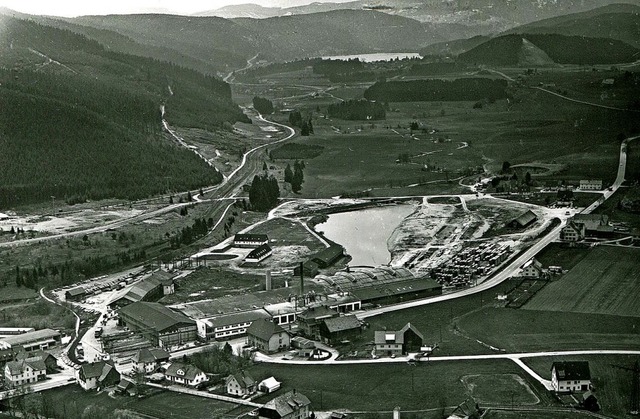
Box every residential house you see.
[4,358,46,388]
[573,214,609,233]
[257,390,311,419]
[225,371,256,397]
[234,233,269,248]
[297,305,339,340]
[15,350,57,373]
[258,376,281,393]
[246,318,290,354]
[165,362,207,387]
[521,258,544,279]
[132,347,170,373]
[319,315,361,345]
[551,361,591,393]
[560,221,586,242]
[77,361,121,391]
[374,323,424,357]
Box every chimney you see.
[299,262,304,304]
[265,270,272,291]
[393,406,401,419]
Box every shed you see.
[508,210,537,229]
[258,376,281,393]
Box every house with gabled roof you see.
[15,349,57,373]
[521,258,544,278]
[245,244,273,263]
[4,358,46,388]
[164,362,207,388]
[246,318,290,354]
[297,305,339,340]
[560,221,586,242]
[225,371,256,397]
[77,360,121,391]
[132,347,170,373]
[374,323,424,356]
[508,210,537,229]
[234,233,269,248]
[319,314,361,345]
[258,390,311,419]
[551,361,591,393]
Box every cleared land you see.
[523,246,640,317]
[456,307,640,353]
[248,359,549,412]
[461,374,540,406]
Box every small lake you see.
[315,204,416,266]
[320,52,422,62]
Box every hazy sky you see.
[0,0,351,17]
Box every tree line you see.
[327,99,386,120]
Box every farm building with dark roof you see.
[245,244,273,263]
[319,314,361,344]
[311,245,346,268]
[508,210,537,229]
[234,233,269,248]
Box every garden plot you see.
[461,374,540,406]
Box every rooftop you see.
[552,361,591,381]
[165,362,204,381]
[1,329,60,346]
[323,315,361,333]
[349,278,442,302]
[247,318,288,341]
[260,390,311,417]
[119,302,195,333]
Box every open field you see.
[461,374,539,406]
[0,285,38,302]
[523,246,640,317]
[37,385,250,419]
[456,307,640,353]
[248,359,549,412]
[482,410,601,418]
[523,355,640,419]
[0,298,75,332]
[534,242,591,271]
[244,66,639,199]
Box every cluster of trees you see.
[288,110,314,136]
[190,343,251,376]
[252,96,274,114]
[364,78,508,102]
[312,58,365,75]
[327,99,386,120]
[249,174,280,212]
[284,160,305,193]
[408,62,462,75]
[168,217,214,249]
[12,247,150,290]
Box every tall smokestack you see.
[393,406,401,419]
[265,270,272,291]
[299,262,304,304]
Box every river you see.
[315,204,416,266]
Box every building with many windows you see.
[246,318,290,354]
[4,358,46,388]
[551,361,591,393]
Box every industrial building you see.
[118,302,197,348]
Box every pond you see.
[320,52,422,62]
[315,204,416,266]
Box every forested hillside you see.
[0,16,243,207]
[458,34,640,65]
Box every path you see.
[146,382,262,408]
